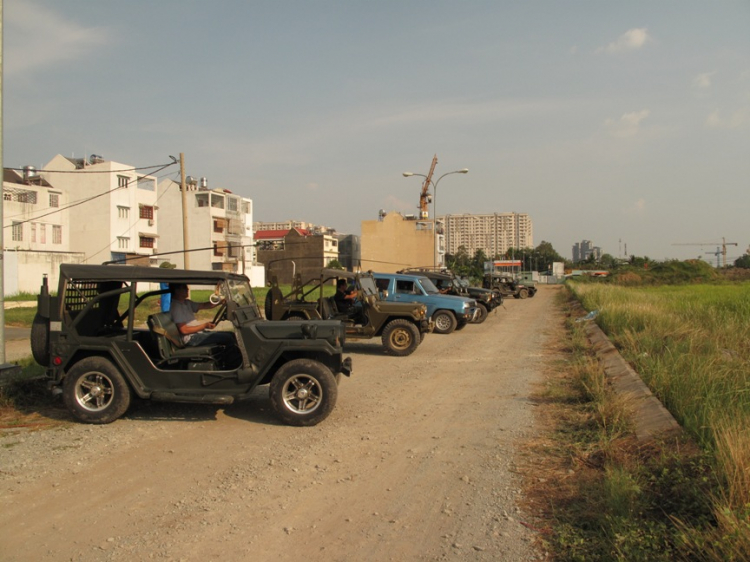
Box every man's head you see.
[336,279,348,291]
[170,283,189,300]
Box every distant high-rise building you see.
[572,240,602,263]
[443,212,533,258]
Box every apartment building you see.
[157,178,255,274]
[443,212,534,258]
[2,167,84,293]
[255,228,339,284]
[254,220,336,236]
[572,240,602,263]
[40,154,159,265]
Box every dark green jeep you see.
[266,269,431,356]
[31,264,352,426]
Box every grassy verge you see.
[524,287,735,560]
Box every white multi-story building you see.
[443,212,533,258]
[157,178,257,278]
[254,220,336,236]
[40,154,159,266]
[2,167,84,293]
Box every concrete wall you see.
[360,212,433,273]
[257,230,338,285]
[4,250,85,295]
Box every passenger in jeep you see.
[170,283,235,348]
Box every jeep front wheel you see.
[472,303,488,324]
[270,359,338,426]
[63,357,131,424]
[517,288,529,299]
[381,319,420,356]
[432,310,457,334]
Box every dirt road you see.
[1,286,562,561]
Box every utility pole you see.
[180,153,190,269]
[0,2,5,364]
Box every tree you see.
[326,259,344,270]
[734,254,750,269]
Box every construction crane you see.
[672,237,739,268]
[419,155,438,219]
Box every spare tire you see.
[31,313,50,367]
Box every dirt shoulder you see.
[0,287,562,562]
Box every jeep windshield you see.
[358,276,379,298]
[226,278,256,307]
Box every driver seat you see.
[148,313,222,366]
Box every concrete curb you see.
[583,320,682,442]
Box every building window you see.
[40,224,46,244]
[140,206,154,219]
[117,237,129,249]
[3,192,10,201]
[139,236,155,248]
[52,225,62,245]
[118,206,130,219]
[31,223,36,243]
[12,222,23,242]
[49,193,60,208]
[195,194,209,207]
[118,176,130,188]
[210,194,225,209]
[228,197,238,212]
[17,191,38,204]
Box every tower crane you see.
[672,237,738,268]
[418,155,438,219]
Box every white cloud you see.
[705,107,750,129]
[693,72,714,90]
[598,28,651,54]
[4,1,111,76]
[605,110,650,138]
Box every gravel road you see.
[0,286,562,561]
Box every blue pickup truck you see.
[373,272,478,335]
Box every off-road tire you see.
[432,310,457,335]
[517,288,529,299]
[30,313,50,367]
[63,357,131,424]
[381,319,420,356]
[270,359,338,426]
[284,312,308,321]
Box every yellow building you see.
[360,212,435,273]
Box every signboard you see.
[484,260,522,273]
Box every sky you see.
[3,1,750,264]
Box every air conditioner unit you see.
[148,219,154,226]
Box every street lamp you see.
[403,168,469,267]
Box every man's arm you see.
[176,320,216,335]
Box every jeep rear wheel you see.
[432,310,457,334]
[63,357,131,424]
[30,313,50,367]
[270,359,337,426]
[381,319,420,356]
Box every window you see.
[30,223,37,243]
[40,224,46,244]
[139,236,155,248]
[49,193,60,208]
[117,237,130,249]
[52,225,62,245]
[17,191,37,204]
[210,194,225,209]
[3,193,10,201]
[139,206,154,220]
[117,206,130,219]
[117,176,130,188]
[395,280,416,294]
[195,194,209,207]
[12,222,23,242]
[228,197,238,212]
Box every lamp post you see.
[403,168,469,267]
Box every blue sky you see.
[4,1,749,263]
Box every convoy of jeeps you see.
[30,263,537,427]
